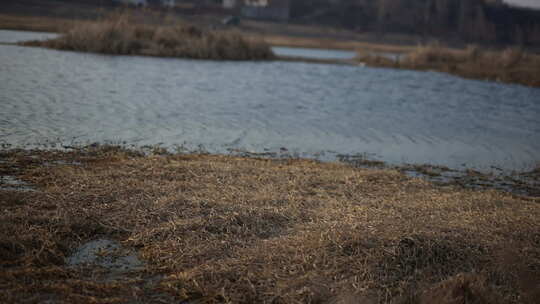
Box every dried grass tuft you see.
[400,273,503,304]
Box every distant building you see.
[145,0,177,8]
[114,0,148,7]
[113,0,176,7]
[114,0,175,7]
[223,0,238,9]
[223,0,289,21]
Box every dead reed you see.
[22,13,274,61]
[358,43,540,87]
[1,146,539,303]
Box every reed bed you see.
[358,43,540,87]
[22,14,274,61]
[1,146,539,303]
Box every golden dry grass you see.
[1,147,539,303]
[358,43,540,87]
[21,13,274,61]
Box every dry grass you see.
[0,14,76,33]
[21,13,274,61]
[260,33,415,53]
[1,147,539,303]
[358,43,540,87]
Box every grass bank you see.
[0,14,75,33]
[1,146,539,303]
[259,33,415,53]
[358,44,540,87]
[21,14,274,61]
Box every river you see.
[1,30,539,172]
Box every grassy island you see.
[22,14,274,61]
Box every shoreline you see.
[7,35,540,88]
[2,145,538,199]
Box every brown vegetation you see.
[22,13,274,61]
[1,147,539,303]
[358,43,540,87]
[260,33,415,53]
[0,14,74,33]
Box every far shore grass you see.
[1,146,539,303]
[357,43,540,88]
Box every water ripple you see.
[1,31,540,171]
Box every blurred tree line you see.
[290,0,540,46]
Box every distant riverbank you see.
[3,11,540,87]
[358,43,540,88]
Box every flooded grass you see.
[358,43,540,88]
[21,13,274,61]
[1,146,539,303]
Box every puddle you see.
[44,160,82,167]
[227,147,298,159]
[64,239,176,300]
[67,239,144,272]
[337,153,386,169]
[0,175,36,192]
[400,165,540,197]
[335,156,539,197]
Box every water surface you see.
[272,46,356,60]
[0,30,57,43]
[1,30,539,172]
